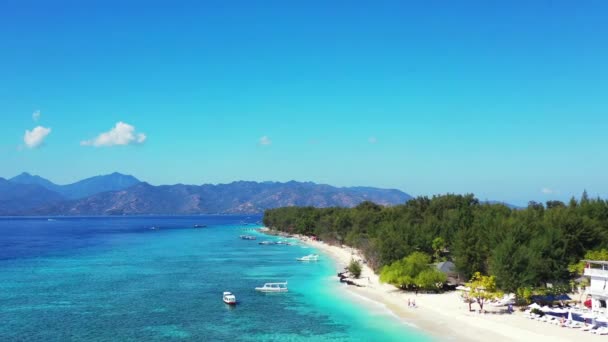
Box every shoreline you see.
[281,231,606,342]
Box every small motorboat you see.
[193,224,207,228]
[275,240,295,246]
[258,241,276,245]
[239,235,257,240]
[255,282,288,293]
[297,254,319,262]
[223,291,237,305]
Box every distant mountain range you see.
[0,173,412,216]
[10,172,140,200]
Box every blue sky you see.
[1,1,607,205]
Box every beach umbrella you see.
[596,316,608,323]
[528,303,541,309]
[552,308,567,314]
[541,306,552,313]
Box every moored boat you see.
[239,235,257,240]
[258,241,276,245]
[255,282,288,292]
[275,240,295,246]
[223,291,237,305]
[296,254,319,262]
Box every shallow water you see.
[0,216,432,341]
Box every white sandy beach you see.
[293,234,606,342]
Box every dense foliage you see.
[348,259,362,278]
[379,252,446,291]
[263,192,608,293]
[465,272,501,311]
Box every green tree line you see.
[263,192,608,293]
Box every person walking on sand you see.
[408,298,411,307]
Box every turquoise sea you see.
[0,216,432,341]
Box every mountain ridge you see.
[1,173,413,216]
[10,172,141,200]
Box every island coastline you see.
[265,229,606,342]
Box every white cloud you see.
[23,126,51,148]
[259,136,272,146]
[541,187,556,194]
[81,121,146,147]
[368,136,377,144]
[32,110,41,122]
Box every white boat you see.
[258,241,276,245]
[297,254,319,262]
[239,235,257,240]
[255,282,288,292]
[223,291,236,305]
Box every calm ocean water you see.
[0,216,431,341]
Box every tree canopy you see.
[379,252,446,291]
[466,272,501,311]
[263,193,608,293]
[348,259,362,279]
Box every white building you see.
[584,260,608,313]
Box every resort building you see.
[434,261,466,286]
[584,260,608,313]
